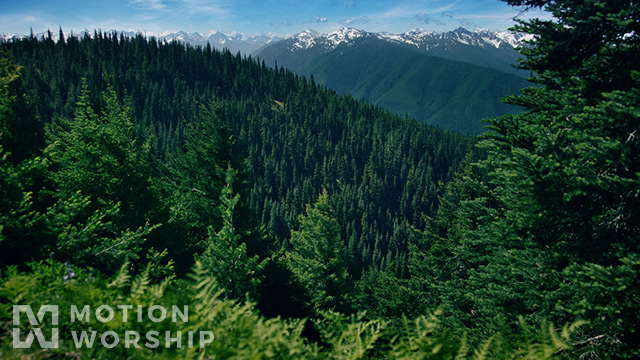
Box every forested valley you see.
[1,0,638,358]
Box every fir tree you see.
[196,166,264,300]
[285,190,352,314]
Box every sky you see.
[0,0,550,37]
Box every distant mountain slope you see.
[2,29,281,55]
[256,27,529,76]
[378,27,530,76]
[256,29,530,134]
[160,30,281,54]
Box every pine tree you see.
[196,166,264,300]
[412,0,639,354]
[285,189,352,314]
[49,80,155,228]
[46,81,156,272]
[0,55,43,163]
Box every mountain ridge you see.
[3,27,532,57]
[295,36,529,134]
[1,29,282,55]
[255,27,531,77]
[254,27,532,134]
[279,26,533,53]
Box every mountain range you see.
[160,30,282,54]
[2,27,533,134]
[255,27,531,76]
[254,27,533,134]
[1,29,281,55]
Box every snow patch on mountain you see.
[286,27,532,53]
[291,29,319,50]
[325,28,368,48]
[494,30,535,48]
[161,30,281,53]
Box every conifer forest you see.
[0,0,638,358]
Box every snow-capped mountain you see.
[281,27,374,53]
[1,29,280,55]
[380,27,533,50]
[255,27,529,77]
[279,27,531,53]
[161,30,281,54]
[254,27,532,134]
[281,28,378,54]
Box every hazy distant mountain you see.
[1,29,281,55]
[255,27,532,134]
[160,30,281,54]
[255,27,532,76]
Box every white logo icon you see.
[13,305,59,349]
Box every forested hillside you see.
[1,0,638,358]
[0,29,475,279]
[255,28,530,134]
[291,37,528,134]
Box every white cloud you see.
[415,12,432,24]
[312,16,328,23]
[181,0,229,17]
[268,20,293,28]
[129,0,168,12]
[0,12,59,35]
[340,16,370,26]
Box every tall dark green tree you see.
[196,166,265,300]
[47,82,157,272]
[284,190,352,314]
[49,81,155,227]
[0,56,155,273]
[0,56,50,266]
[0,55,43,163]
[412,0,640,356]
[159,102,266,274]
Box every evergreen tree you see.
[0,56,154,273]
[412,0,639,355]
[196,166,264,300]
[159,102,266,274]
[285,190,351,314]
[0,55,43,162]
[49,81,155,229]
[47,81,157,272]
[0,55,50,266]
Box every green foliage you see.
[506,0,639,95]
[352,267,427,320]
[0,55,43,162]
[196,166,265,300]
[258,36,529,135]
[555,255,640,358]
[408,0,640,357]
[0,260,320,359]
[0,56,49,265]
[0,56,153,272]
[386,310,456,359]
[0,261,580,359]
[159,102,265,274]
[315,311,386,360]
[45,82,158,273]
[0,143,51,265]
[49,81,155,230]
[285,190,351,314]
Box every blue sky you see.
[0,0,549,36]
